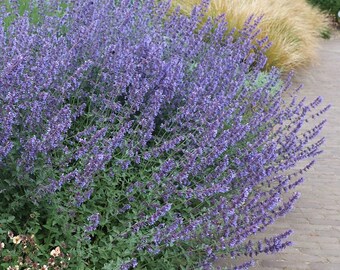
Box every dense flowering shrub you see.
[0,0,328,269]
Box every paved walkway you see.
[252,38,340,269]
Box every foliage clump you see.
[308,0,340,21]
[0,0,328,269]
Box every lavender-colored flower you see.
[120,258,138,270]
[0,0,329,269]
[84,212,100,233]
[147,203,172,226]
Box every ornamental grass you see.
[171,0,329,72]
[0,0,328,269]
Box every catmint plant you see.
[0,0,328,269]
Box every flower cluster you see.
[84,213,100,233]
[1,231,70,270]
[0,0,328,269]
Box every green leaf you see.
[0,215,15,224]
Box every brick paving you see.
[214,37,340,270]
[251,37,340,270]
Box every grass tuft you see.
[171,0,329,72]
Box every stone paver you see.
[251,37,340,270]
[214,37,340,270]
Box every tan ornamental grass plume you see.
[170,0,329,72]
